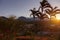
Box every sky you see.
[0,0,60,17]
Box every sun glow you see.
[56,14,60,20]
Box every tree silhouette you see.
[33,0,52,20]
[30,8,48,20]
[30,0,60,20]
[30,8,41,19]
[30,0,51,19]
[45,6,60,18]
[40,0,52,12]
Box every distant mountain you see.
[17,16,40,22]
[17,16,27,21]
[0,16,8,20]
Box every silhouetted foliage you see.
[40,0,52,12]
[45,6,60,17]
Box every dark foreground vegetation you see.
[0,16,60,40]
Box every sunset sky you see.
[0,0,60,17]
